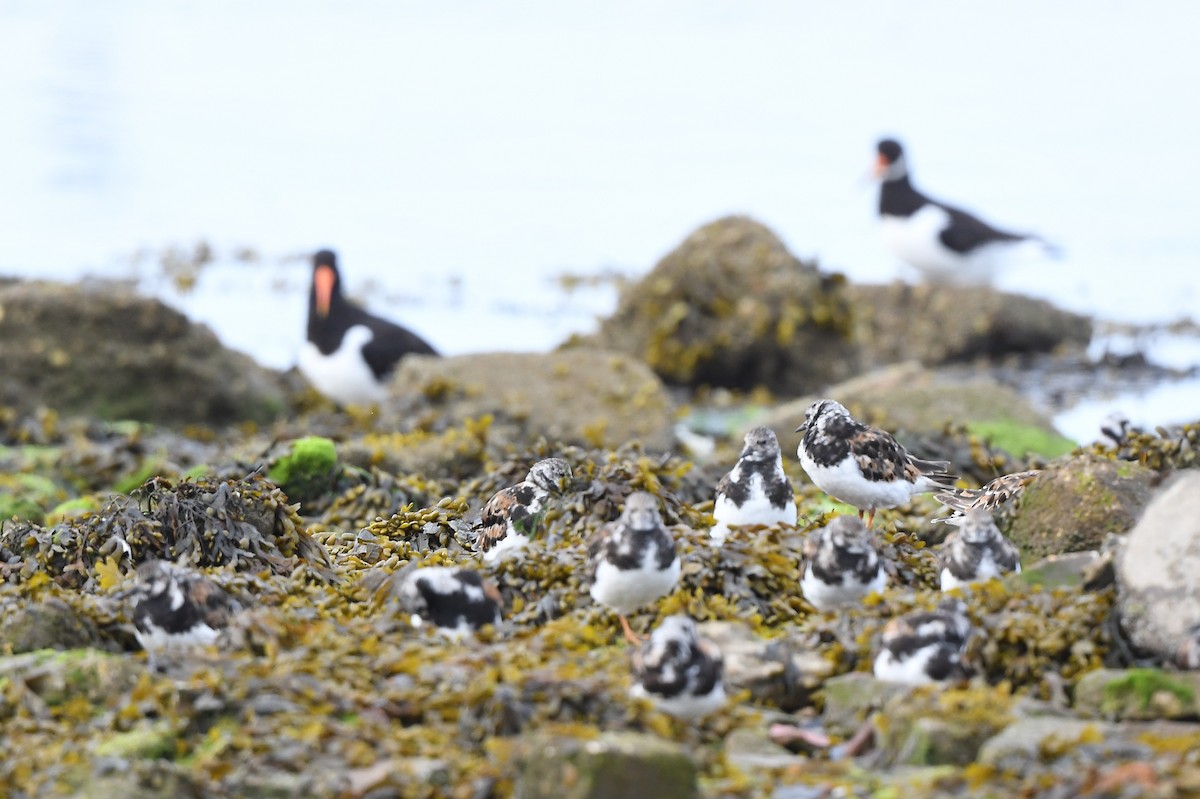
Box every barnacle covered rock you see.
[0,279,287,426]
[0,598,103,653]
[1116,470,1200,659]
[873,683,1016,767]
[514,731,698,799]
[577,216,860,394]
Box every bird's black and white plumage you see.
[874,598,975,685]
[631,615,725,719]
[299,249,437,406]
[126,560,241,664]
[800,515,887,611]
[710,426,796,543]
[474,457,574,563]
[796,399,956,527]
[588,491,681,644]
[933,469,1041,525]
[939,508,1022,591]
[875,138,1056,284]
[393,565,502,639]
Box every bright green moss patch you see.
[966,420,1076,459]
[267,436,338,504]
[1102,669,1196,713]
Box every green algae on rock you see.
[266,435,339,506]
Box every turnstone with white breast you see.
[474,457,574,563]
[299,249,438,407]
[125,560,241,669]
[631,615,725,719]
[588,491,681,644]
[939,508,1022,591]
[800,515,888,611]
[873,598,975,685]
[933,469,1041,525]
[710,426,796,544]
[874,138,1058,285]
[796,399,956,527]
[392,565,502,639]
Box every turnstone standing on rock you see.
[873,598,975,685]
[939,508,1022,591]
[393,565,502,638]
[710,426,796,543]
[874,138,1057,284]
[631,615,725,719]
[474,457,574,563]
[588,491,681,644]
[796,399,955,527]
[299,249,437,406]
[933,469,1041,525]
[800,515,887,611]
[125,560,241,668]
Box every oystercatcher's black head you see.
[311,249,342,319]
[874,139,908,182]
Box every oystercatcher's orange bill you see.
[314,264,335,317]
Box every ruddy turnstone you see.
[474,457,574,563]
[588,491,681,644]
[875,138,1057,284]
[393,565,502,638]
[800,515,887,611]
[938,508,1021,591]
[1176,623,1200,670]
[631,615,725,719]
[710,426,796,543]
[299,249,437,406]
[873,598,975,685]
[125,560,241,668]
[933,469,1041,525]
[796,399,955,527]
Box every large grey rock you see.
[849,280,1092,366]
[1074,668,1200,721]
[697,620,835,712]
[0,598,102,653]
[976,716,1119,769]
[1117,471,1200,658]
[1007,454,1156,561]
[381,349,676,452]
[515,731,697,799]
[0,279,287,425]
[575,216,861,395]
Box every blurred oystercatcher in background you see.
[874,138,1058,284]
[299,249,437,406]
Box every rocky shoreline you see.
[2,217,1199,798]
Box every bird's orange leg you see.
[866,509,876,528]
[619,615,644,645]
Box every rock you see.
[266,436,338,505]
[93,721,178,759]
[849,280,1092,366]
[575,216,860,394]
[0,598,103,653]
[976,716,1118,769]
[820,672,911,736]
[381,350,676,452]
[0,649,143,706]
[758,363,1072,459]
[874,684,1014,767]
[1019,552,1103,590]
[723,727,805,770]
[697,621,835,712]
[1117,471,1200,658]
[76,761,202,799]
[1074,668,1200,721]
[1006,454,1156,561]
[0,279,287,426]
[515,731,697,799]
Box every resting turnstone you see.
[394,565,502,638]
[474,457,574,563]
[126,560,241,668]
[299,249,438,407]
[875,138,1056,284]
[933,469,1041,525]
[796,399,955,527]
[938,508,1022,591]
[800,515,887,611]
[1176,623,1200,670]
[631,615,725,719]
[873,598,974,685]
[710,426,796,543]
[588,491,681,644]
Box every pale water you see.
[3,0,1199,442]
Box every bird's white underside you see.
[298,325,386,406]
[798,449,928,511]
[590,550,680,616]
[800,564,887,611]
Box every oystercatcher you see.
[874,138,1056,284]
[299,249,437,406]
